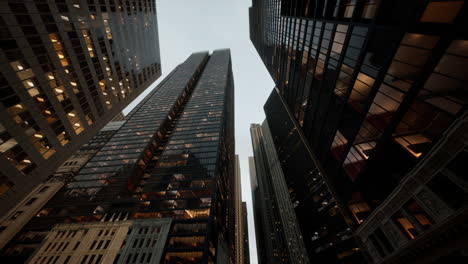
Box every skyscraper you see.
[250,0,468,263]
[242,202,250,264]
[0,50,235,264]
[234,155,245,264]
[250,122,310,264]
[263,89,364,263]
[0,0,161,216]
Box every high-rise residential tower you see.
[0,0,161,215]
[250,0,468,263]
[0,50,235,264]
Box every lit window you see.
[57,51,65,59]
[362,0,378,19]
[49,33,58,43]
[0,138,18,153]
[28,88,40,97]
[394,134,432,158]
[392,212,416,239]
[420,1,463,23]
[344,0,356,18]
[10,61,24,71]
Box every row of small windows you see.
[0,186,49,234]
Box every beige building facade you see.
[27,218,171,264]
[0,178,64,249]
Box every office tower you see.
[250,0,468,263]
[0,0,161,216]
[250,123,310,264]
[242,202,250,264]
[0,50,235,264]
[263,90,364,263]
[234,155,245,264]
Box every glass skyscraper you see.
[0,50,236,264]
[250,122,310,264]
[0,0,161,216]
[250,0,468,263]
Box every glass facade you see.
[263,89,363,263]
[250,122,311,264]
[242,202,250,264]
[0,51,235,264]
[250,0,467,263]
[0,0,161,216]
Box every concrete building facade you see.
[26,218,171,264]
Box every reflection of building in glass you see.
[0,0,161,216]
[250,122,310,264]
[263,90,364,263]
[0,120,122,250]
[0,51,236,264]
[250,0,468,263]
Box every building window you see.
[419,40,467,115]
[447,149,467,180]
[25,197,37,205]
[404,199,434,230]
[11,211,23,220]
[391,211,416,239]
[38,186,49,193]
[344,0,356,18]
[427,173,468,210]
[362,0,378,19]
[420,1,464,23]
[0,174,14,196]
[348,201,371,224]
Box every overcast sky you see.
[123,1,275,262]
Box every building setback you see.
[0,50,236,264]
[250,122,310,264]
[250,0,468,263]
[0,0,161,216]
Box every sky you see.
[123,1,275,262]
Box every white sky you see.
[123,1,275,262]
